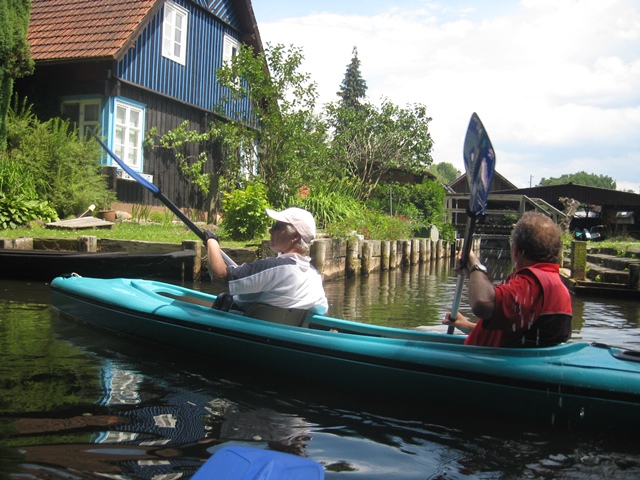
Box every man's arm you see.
[465,251,496,319]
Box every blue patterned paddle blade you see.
[464,113,496,217]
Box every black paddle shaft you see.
[87,128,237,266]
[447,113,495,335]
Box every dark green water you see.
[1,266,640,479]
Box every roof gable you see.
[448,170,517,194]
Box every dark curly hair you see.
[511,212,562,263]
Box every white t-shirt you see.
[227,253,328,314]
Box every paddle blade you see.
[464,113,496,217]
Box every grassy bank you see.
[3,223,639,251]
[0,222,251,248]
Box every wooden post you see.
[381,240,390,271]
[419,239,428,264]
[182,240,201,282]
[411,239,420,265]
[629,264,640,291]
[571,240,587,281]
[346,237,360,277]
[402,240,411,266]
[13,237,33,250]
[389,241,397,270]
[361,241,372,276]
[311,239,326,276]
[78,236,98,252]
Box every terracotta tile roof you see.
[28,0,160,62]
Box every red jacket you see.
[464,263,573,348]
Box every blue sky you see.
[250,0,640,192]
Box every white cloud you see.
[253,0,640,192]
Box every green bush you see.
[0,156,38,199]
[295,183,360,229]
[0,195,58,229]
[5,99,113,218]
[221,183,272,241]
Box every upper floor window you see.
[113,100,144,170]
[61,98,101,138]
[223,34,241,65]
[163,1,188,65]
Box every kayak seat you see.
[243,304,310,327]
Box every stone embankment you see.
[562,242,640,297]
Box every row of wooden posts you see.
[2,235,479,282]
[282,237,475,281]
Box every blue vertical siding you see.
[192,0,240,28]
[116,0,252,122]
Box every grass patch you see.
[0,222,251,248]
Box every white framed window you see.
[61,99,102,138]
[162,0,188,65]
[113,100,144,170]
[223,34,241,65]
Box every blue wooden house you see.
[17,0,263,212]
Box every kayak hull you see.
[50,276,640,431]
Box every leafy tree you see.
[429,162,459,184]
[215,43,328,208]
[0,0,34,151]
[325,99,434,200]
[337,47,367,108]
[538,171,616,189]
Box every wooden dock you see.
[46,217,114,230]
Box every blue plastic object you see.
[192,446,325,480]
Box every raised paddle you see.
[87,128,237,267]
[447,113,496,334]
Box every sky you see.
[250,0,640,192]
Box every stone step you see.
[586,262,629,284]
[586,252,640,271]
[588,246,640,259]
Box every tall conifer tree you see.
[337,47,367,108]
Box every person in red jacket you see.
[444,211,572,347]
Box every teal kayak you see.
[50,275,640,432]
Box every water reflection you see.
[326,258,458,329]
[2,275,640,479]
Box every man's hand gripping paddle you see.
[447,113,496,334]
[87,128,237,267]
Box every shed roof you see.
[495,184,640,210]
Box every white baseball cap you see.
[266,207,316,243]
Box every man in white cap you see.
[205,207,328,314]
